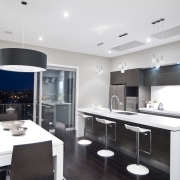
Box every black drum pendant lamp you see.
[0,48,47,72]
[0,1,47,72]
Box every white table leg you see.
[54,145,64,180]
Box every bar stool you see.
[124,124,151,175]
[96,118,116,157]
[78,113,93,145]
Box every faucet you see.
[158,103,163,110]
[110,95,121,112]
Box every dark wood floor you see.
[63,130,170,180]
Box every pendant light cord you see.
[21,1,27,48]
[22,16,25,48]
[161,19,164,58]
[152,22,155,57]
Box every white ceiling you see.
[0,0,180,58]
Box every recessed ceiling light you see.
[146,38,151,42]
[63,11,70,18]
[108,50,112,54]
[38,37,43,41]
[4,31,13,35]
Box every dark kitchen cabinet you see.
[110,69,142,86]
[126,69,143,86]
[144,68,167,86]
[144,64,180,86]
[111,64,180,86]
[110,71,126,85]
[166,65,180,85]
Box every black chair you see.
[10,141,54,180]
[0,113,19,179]
[42,119,52,131]
[0,113,18,122]
[55,122,66,142]
[0,167,7,180]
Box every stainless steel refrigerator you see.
[109,85,125,110]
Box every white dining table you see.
[0,120,64,180]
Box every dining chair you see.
[0,113,19,179]
[10,140,54,180]
[55,121,66,142]
[0,167,6,180]
[0,113,18,122]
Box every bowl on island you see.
[1,120,25,130]
[10,127,27,136]
[93,104,101,110]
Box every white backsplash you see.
[151,86,180,111]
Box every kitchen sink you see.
[115,111,137,115]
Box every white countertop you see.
[0,120,64,180]
[0,120,63,155]
[78,108,180,131]
[139,108,180,117]
[42,100,72,106]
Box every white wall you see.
[110,40,180,72]
[0,40,110,108]
[151,86,180,111]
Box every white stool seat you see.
[125,124,150,133]
[83,114,93,119]
[96,118,116,125]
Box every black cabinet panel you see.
[126,69,143,86]
[110,69,142,86]
[166,65,180,85]
[111,65,180,86]
[166,73,180,85]
[144,67,167,86]
[144,65,180,86]
[110,71,126,85]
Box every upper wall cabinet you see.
[111,65,180,86]
[143,68,167,86]
[126,69,143,86]
[110,69,143,86]
[110,71,126,85]
[143,64,180,86]
[166,65,180,85]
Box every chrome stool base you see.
[78,139,92,145]
[97,149,114,157]
[127,164,149,175]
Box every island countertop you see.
[78,108,180,131]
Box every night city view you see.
[0,70,34,104]
[0,90,33,104]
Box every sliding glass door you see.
[41,68,76,130]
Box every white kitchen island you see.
[78,108,180,180]
[0,120,64,180]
